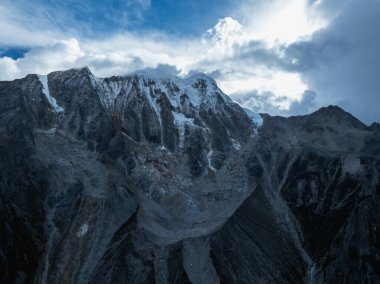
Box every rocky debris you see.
[0,67,379,283]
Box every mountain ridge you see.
[0,67,379,284]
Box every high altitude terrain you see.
[0,67,379,283]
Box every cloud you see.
[0,12,314,115]
[201,0,380,123]
[135,64,180,77]
[0,57,19,81]
[0,34,199,79]
[205,17,243,43]
[0,0,154,47]
[0,0,378,124]
[282,0,380,123]
[230,89,317,116]
[232,0,327,44]
[0,4,59,46]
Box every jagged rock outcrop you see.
[0,68,379,284]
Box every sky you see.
[0,0,379,124]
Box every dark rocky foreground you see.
[0,67,379,283]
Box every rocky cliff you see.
[0,68,379,283]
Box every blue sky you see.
[0,0,237,44]
[0,0,379,124]
[138,0,236,35]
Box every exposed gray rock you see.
[0,67,379,283]
[182,237,219,284]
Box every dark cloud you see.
[238,41,291,70]
[284,0,380,124]
[287,90,318,114]
[1,0,378,125]
[210,0,380,124]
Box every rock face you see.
[0,68,379,284]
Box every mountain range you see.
[0,67,379,283]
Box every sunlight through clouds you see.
[244,0,327,44]
[0,0,378,122]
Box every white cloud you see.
[234,0,327,45]
[0,16,314,113]
[0,0,333,117]
[0,57,20,80]
[0,4,58,46]
[9,39,84,76]
[218,70,308,107]
[1,0,377,123]
[252,0,326,44]
[191,14,314,111]
[0,34,202,79]
[205,17,243,44]
[231,89,317,116]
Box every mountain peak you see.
[369,122,380,132]
[185,72,216,82]
[316,104,344,113]
[78,66,92,75]
[1,67,379,284]
[90,69,230,113]
[309,105,367,129]
[127,69,217,86]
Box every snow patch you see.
[231,138,241,150]
[91,72,232,117]
[168,74,230,110]
[36,128,57,135]
[90,75,123,109]
[207,149,217,172]
[168,77,201,108]
[307,263,318,284]
[244,108,263,135]
[146,86,161,118]
[172,112,195,148]
[244,108,263,127]
[76,223,89,238]
[38,75,64,112]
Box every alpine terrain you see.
[0,67,379,284]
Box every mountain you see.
[0,67,379,284]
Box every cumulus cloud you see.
[282,0,380,123]
[0,0,378,123]
[0,57,19,81]
[204,17,243,46]
[200,0,380,123]
[0,10,316,116]
[231,89,317,116]
[0,39,85,79]
[232,0,327,44]
[0,35,197,79]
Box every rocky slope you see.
[0,67,379,284]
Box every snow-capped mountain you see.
[0,67,379,283]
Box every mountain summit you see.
[1,68,379,284]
